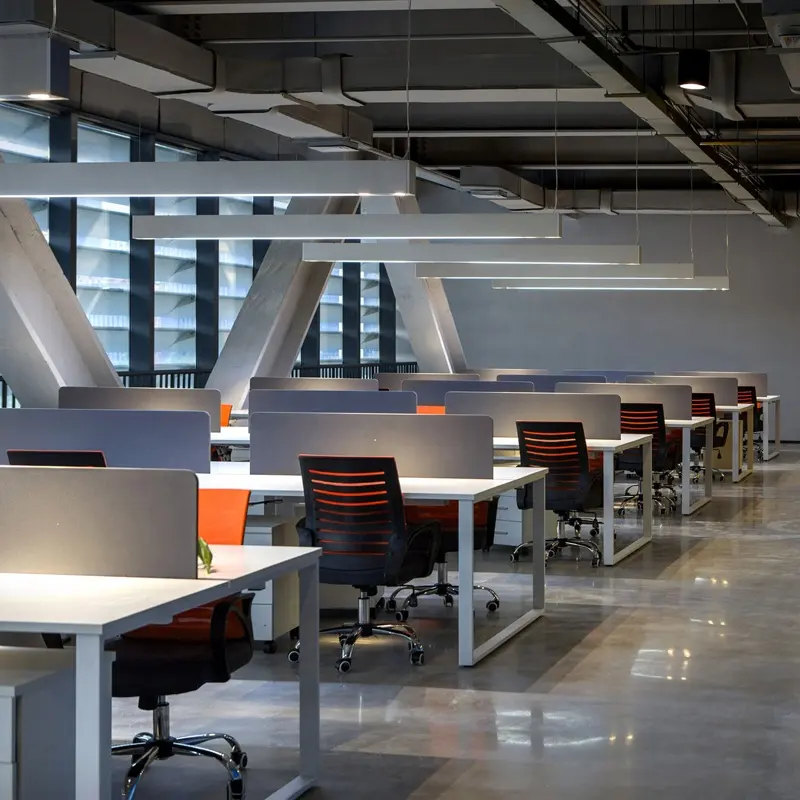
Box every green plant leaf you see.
[198,537,213,574]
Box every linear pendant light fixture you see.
[493,276,729,291]
[132,213,562,241]
[302,242,641,266]
[0,160,416,198]
[416,263,692,279]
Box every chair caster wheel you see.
[289,627,299,641]
[510,553,520,562]
[227,778,245,800]
[617,509,625,517]
[443,595,454,608]
[336,658,352,674]
[410,649,425,666]
[374,597,386,611]
[369,606,377,621]
[132,732,150,744]
[338,634,349,646]
[230,750,248,769]
[486,600,499,612]
[262,641,277,655]
[386,599,397,612]
[396,609,409,622]
[591,557,601,568]
[407,596,419,608]
[590,528,599,538]
[287,649,300,664]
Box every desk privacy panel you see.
[636,376,738,407]
[0,467,198,578]
[498,374,607,392]
[248,389,417,415]
[403,379,534,407]
[564,370,655,382]
[377,372,479,391]
[250,377,379,392]
[250,412,494,478]
[446,391,621,439]
[462,368,549,380]
[556,382,692,420]
[0,409,211,472]
[680,372,768,396]
[59,386,222,431]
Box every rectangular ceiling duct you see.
[459,167,546,211]
[0,32,69,101]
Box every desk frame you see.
[718,404,755,482]
[667,418,713,516]
[760,396,781,461]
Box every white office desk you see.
[759,395,781,460]
[717,403,755,482]
[666,417,714,515]
[212,426,252,446]
[0,547,321,800]
[200,462,548,667]
[493,433,653,566]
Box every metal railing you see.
[0,362,419,406]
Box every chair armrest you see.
[295,519,315,547]
[209,593,255,681]
[385,520,441,584]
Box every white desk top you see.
[201,462,547,503]
[666,416,714,429]
[230,410,248,420]
[203,545,320,587]
[717,403,754,413]
[212,426,251,445]
[493,432,652,454]
[758,395,780,402]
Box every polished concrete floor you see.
[113,449,798,798]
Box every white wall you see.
[428,199,798,438]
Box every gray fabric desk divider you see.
[377,372,479,391]
[564,370,655,382]
[250,377,378,392]
[0,467,198,578]
[248,389,417,415]
[461,368,549,380]
[498,374,607,392]
[635,375,738,406]
[403,379,534,407]
[556,382,692,420]
[249,412,494,479]
[0,409,211,472]
[59,386,222,432]
[679,372,768,396]
[446,392,621,439]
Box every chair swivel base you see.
[111,697,246,800]
[386,562,500,615]
[512,536,601,567]
[287,591,425,672]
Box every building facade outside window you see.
[219,195,254,352]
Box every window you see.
[396,310,414,362]
[360,262,380,362]
[219,194,253,352]
[76,124,131,370]
[0,104,50,237]
[154,144,198,368]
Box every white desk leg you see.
[775,399,782,457]
[731,411,740,481]
[746,407,755,475]
[602,450,615,566]
[681,427,691,516]
[75,634,112,800]
[642,439,653,541]
[458,499,475,667]
[704,421,713,501]
[298,560,319,790]
[763,400,771,460]
[530,480,546,612]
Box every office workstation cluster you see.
[0,368,779,799]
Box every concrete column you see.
[0,191,120,408]
[208,195,359,408]
[361,194,467,373]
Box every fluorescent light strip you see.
[302,242,641,265]
[0,160,416,198]
[492,276,729,291]
[132,213,562,241]
[416,263,692,279]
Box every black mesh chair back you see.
[618,403,677,473]
[738,386,763,433]
[516,421,597,513]
[298,454,411,586]
[691,392,727,451]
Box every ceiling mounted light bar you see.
[492,276,729,291]
[132,213,562,241]
[0,160,416,199]
[416,263,692,279]
[302,242,641,265]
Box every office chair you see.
[690,393,728,482]
[738,386,764,462]
[512,421,603,567]
[291,455,441,673]
[616,403,680,516]
[386,498,501,616]
[212,404,235,462]
[104,489,253,800]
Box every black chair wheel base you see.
[336,658,352,674]
[410,648,425,666]
[395,609,409,622]
[385,599,397,612]
[262,641,277,655]
[407,596,419,608]
[443,595,454,608]
[227,778,245,800]
[230,750,248,769]
[374,597,386,611]
[486,600,499,612]
[287,649,300,664]
[510,553,520,563]
[132,732,150,744]
[591,557,601,568]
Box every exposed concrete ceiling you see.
[3,0,798,223]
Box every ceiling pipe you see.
[375,128,660,138]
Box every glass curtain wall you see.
[219,194,253,351]
[76,124,131,369]
[360,262,380,362]
[154,144,198,368]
